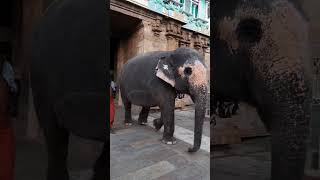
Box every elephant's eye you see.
[184,67,192,76]
[236,18,262,44]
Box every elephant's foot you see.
[125,122,132,126]
[162,137,177,145]
[153,118,163,131]
[139,121,148,126]
[138,118,148,126]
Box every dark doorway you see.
[110,37,119,81]
[110,10,141,81]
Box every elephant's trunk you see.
[188,85,207,153]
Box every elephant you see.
[30,0,107,180]
[211,0,312,180]
[118,47,208,152]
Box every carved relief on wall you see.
[178,30,191,47]
[165,21,182,39]
[193,34,203,54]
[151,17,163,37]
[193,34,202,47]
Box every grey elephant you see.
[212,0,312,180]
[119,47,208,152]
[30,0,107,180]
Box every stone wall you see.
[116,22,145,75]
[113,7,210,107]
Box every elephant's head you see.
[212,0,311,106]
[155,47,208,152]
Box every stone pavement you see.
[211,137,271,180]
[14,125,103,180]
[110,105,210,180]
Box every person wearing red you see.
[110,80,117,131]
[110,89,115,129]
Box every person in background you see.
[110,71,117,133]
[0,55,17,180]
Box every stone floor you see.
[14,134,103,180]
[110,105,210,180]
[211,137,271,180]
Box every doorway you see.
[110,10,142,81]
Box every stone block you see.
[113,161,176,180]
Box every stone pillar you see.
[179,30,191,48]
[165,21,182,51]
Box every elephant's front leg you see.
[92,143,108,180]
[138,107,150,125]
[121,95,133,125]
[43,125,70,180]
[160,101,176,145]
[269,104,310,180]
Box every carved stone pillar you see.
[179,30,191,48]
[194,42,203,56]
[165,21,182,50]
[151,17,162,37]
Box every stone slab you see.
[133,115,210,152]
[113,161,176,180]
[156,163,209,180]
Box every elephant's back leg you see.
[267,103,310,180]
[120,90,132,125]
[138,107,150,125]
[32,93,70,180]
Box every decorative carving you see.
[164,0,183,7]
[202,37,209,48]
[193,34,202,49]
[152,17,163,37]
[179,40,190,47]
[179,30,191,47]
[165,21,182,39]
[181,30,191,41]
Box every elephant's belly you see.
[127,90,158,107]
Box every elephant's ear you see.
[155,56,175,87]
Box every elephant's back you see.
[118,51,168,96]
[120,51,168,82]
[31,0,107,97]
[30,0,108,141]
[123,51,167,69]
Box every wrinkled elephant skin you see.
[212,1,312,180]
[30,0,108,180]
[119,47,208,152]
